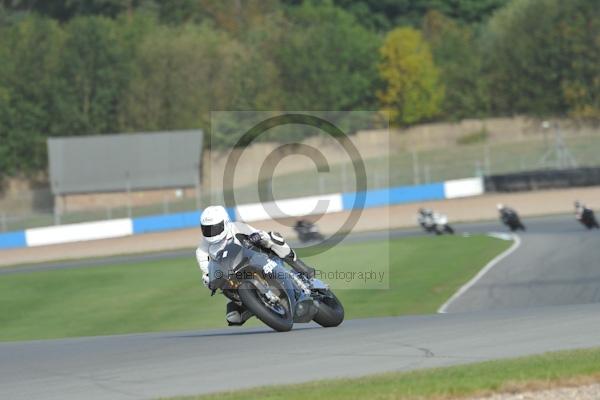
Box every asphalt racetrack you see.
[2,214,600,400]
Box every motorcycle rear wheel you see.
[238,281,293,332]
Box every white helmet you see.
[200,206,230,244]
[496,203,504,211]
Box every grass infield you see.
[0,235,509,341]
[168,347,600,400]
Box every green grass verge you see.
[0,235,509,341]
[168,347,600,400]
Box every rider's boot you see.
[226,301,252,326]
[284,250,315,279]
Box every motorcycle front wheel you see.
[238,281,293,332]
[313,290,344,328]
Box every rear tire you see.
[238,281,293,332]
[444,225,455,234]
[313,291,344,328]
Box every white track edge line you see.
[437,233,522,314]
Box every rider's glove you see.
[202,273,210,287]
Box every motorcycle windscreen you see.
[207,243,246,289]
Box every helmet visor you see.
[201,221,225,238]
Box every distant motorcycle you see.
[577,207,600,230]
[418,210,455,235]
[293,220,324,243]
[499,208,526,232]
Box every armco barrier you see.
[25,219,133,247]
[0,231,27,250]
[0,178,484,250]
[132,211,201,234]
[132,208,235,234]
[341,182,446,210]
[485,167,600,192]
[236,194,343,222]
[444,177,485,199]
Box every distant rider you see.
[574,200,592,221]
[497,203,517,222]
[196,205,316,326]
[574,200,599,228]
[417,208,433,228]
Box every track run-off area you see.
[1,214,600,400]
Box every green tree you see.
[558,1,600,119]
[287,0,510,31]
[423,10,489,119]
[275,1,381,110]
[118,23,244,137]
[59,16,137,135]
[0,41,12,176]
[482,0,599,118]
[425,0,509,24]
[378,27,444,125]
[0,15,66,174]
[0,0,157,22]
[155,0,202,25]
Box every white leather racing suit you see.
[195,221,306,285]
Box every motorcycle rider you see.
[417,208,433,227]
[293,218,323,242]
[575,200,584,219]
[497,203,514,219]
[417,207,453,234]
[196,205,316,326]
[497,203,525,230]
[575,200,590,219]
[574,200,599,228]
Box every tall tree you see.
[558,0,600,119]
[378,27,444,125]
[482,0,600,118]
[0,0,157,21]
[423,10,488,119]
[275,1,381,110]
[59,16,136,135]
[118,23,244,137]
[0,15,66,174]
[291,0,511,31]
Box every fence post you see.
[53,195,62,226]
[412,150,420,185]
[484,144,491,175]
[163,194,169,214]
[341,162,348,192]
[475,160,483,177]
[126,172,132,219]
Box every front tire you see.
[238,281,293,332]
[313,291,344,328]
